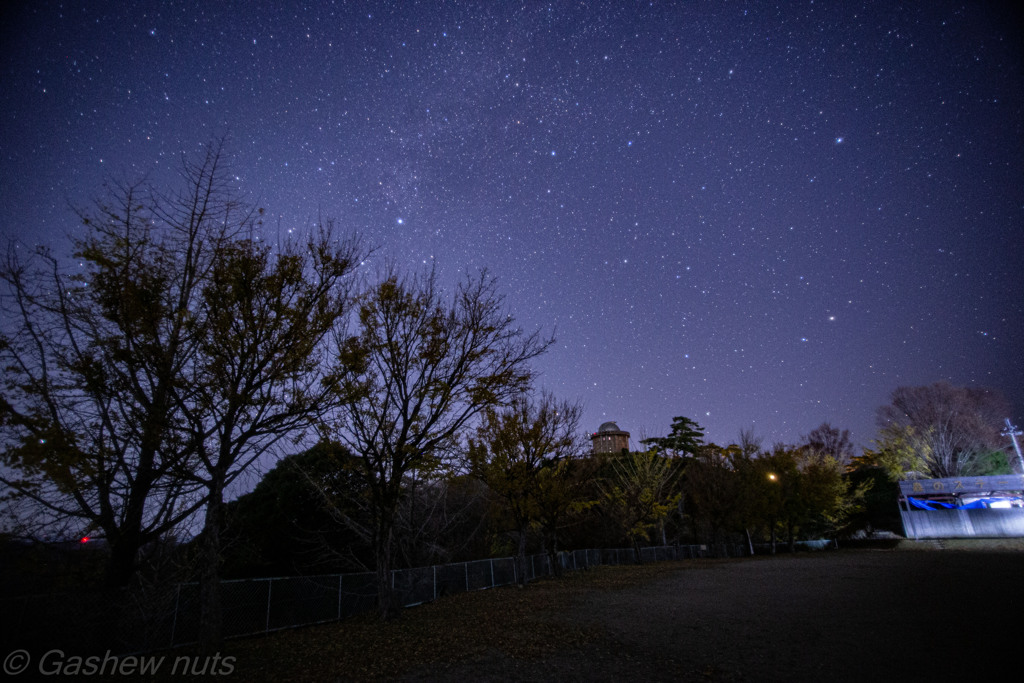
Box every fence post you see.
[170,583,181,648]
[265,579,273,633]
[126,542,739,651]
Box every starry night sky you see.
[2,1,1022,451]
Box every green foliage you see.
[973,450,1013,475]
[466,393,588,580]
[799,451,867,535]
[723,441,869,547]
[534,456,597,535]
[222,442,371,577]
[843,465,901,534]
[601,450,681,554]
[876,382,1011,478]
[640,416,705,456]
[854,424,928,482]
[468,394,581,518]
[681,444,740,543]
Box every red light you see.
[80,536,90,544]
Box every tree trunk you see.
[542,524,560,578]
[770,518,777,555]
[787,521,796,554]
[104,530,141,589]
[98,532,137,654]
[199,480,226,651]
[745,528,754,556]
[545,534,561,577]
[515,526,528,586]
[374,509,399,620]
[103,440,160,589]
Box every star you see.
[0,1,1017,449]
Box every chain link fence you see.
[1,543,745,655]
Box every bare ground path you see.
[215,548,1024,682]
[413,550,1023,682]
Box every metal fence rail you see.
[1,543,746,654]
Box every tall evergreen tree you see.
[640,416,706,457]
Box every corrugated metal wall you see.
[900,509,1024,539]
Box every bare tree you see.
[393,470,490,568]
[175,227,363,647]
[0,144,240,588]
[876,382,1010,478]
[737,426,764,458]
[802,422,855,468]
[296,444,491,573]
[329,268,551,618]
[1,142,365,651]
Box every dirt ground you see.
[215,544,1024,682]
[402,547,1024,682]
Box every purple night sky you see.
[2,1,1021,453]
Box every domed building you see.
[591,421,630,454]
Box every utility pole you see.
[1003,418,1024,474]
